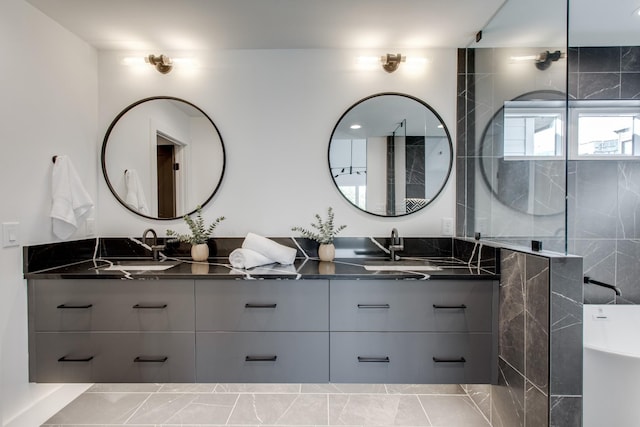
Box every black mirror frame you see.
[327,92,453,218]
[101,96,226,220]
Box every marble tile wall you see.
[567,46,640,304]
[490,249,582,427]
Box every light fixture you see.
[350,124,362,130]
[145,54,173,74]
[535,50,563,70]
[381,53,405,73]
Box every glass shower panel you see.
[461,0,568,253]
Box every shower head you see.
[535,50,562,70]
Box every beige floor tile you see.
[126,393,238,424]
[418,395,490,426]
[86,383,162,393]
[227,393,328,425]
[301,383,387,394]
[42,393,150,425]
[215,383,302,393]
[329,394,430,426]
[385,384,465,395]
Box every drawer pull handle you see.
[245,303,277,308]
[134,356,168,363]
[245,355,278,362]
[57,304,93,309]
[358,356,390,363]
[58,356,94,362]
[133,304,168,309]
[433,304,467,309]
[357,304,390,309]
[433,357,466,363]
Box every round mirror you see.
[328,93,452,217]
[479,90,565,216]
[101,97,226,220]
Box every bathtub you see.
[583,305,640,427]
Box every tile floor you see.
[41,383,491,427]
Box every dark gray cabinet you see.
[196,332,329,382]
[28,279,195,383]
[195,280,328,331]
[28,277,497,384]
[329,279,498,384]
[195,280,330,383]
[330,332,493,383]
[330,280,494,332]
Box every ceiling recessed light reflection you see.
[350,124,362,130]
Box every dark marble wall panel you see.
[621,46,640,71]
[617,162,640,239]
[572,160,618,239]
[492,248,580,427]
[573,238,616,304]
[616,239,640,304]
[525,254,549,394]
[549,396,581,427]
[579,47,621,72]
[567,45,640,305]
[549,256,583,397]
[492,358,525,427]
[578,72,620,99]
[499,250,526,373]
[526,382,548,427]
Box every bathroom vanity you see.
[24,237,499,385]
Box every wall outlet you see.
[2,222,20,247]
[441,218,453,236]
[85,218,95,236]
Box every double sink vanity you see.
[24,236,499,386]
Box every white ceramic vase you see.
[191,243,209,262]
[318,243,335,262]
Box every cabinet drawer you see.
[195,280,328,331]
[330,332,493,384]
[196,332,329,382]
[32,332,195,383]
[330,280,495,332]
[30,280,194,331]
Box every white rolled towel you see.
[242,232,297,265]
[229,248,275,269]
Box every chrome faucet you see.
[389,228,404,261]
[142,228,165,261]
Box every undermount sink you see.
[101,260,181,272]
[363,259,442,272]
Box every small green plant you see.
[291,207,347,244]
[166,206,225,245]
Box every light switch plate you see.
[2,222,20,247]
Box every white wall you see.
[0,4,457,422]
[0,0,98,423]
[98,48,457,238]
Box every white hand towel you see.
[50,155,94,239]
[124,169,149,215]
[242,232,297,265]
[229,248,276,269]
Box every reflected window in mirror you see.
[503,100,565,158]
[101,97,226,220]
[328,93,453,217]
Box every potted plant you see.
[292,207,347,262]
[166,206,225,262]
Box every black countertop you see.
[23,237,499,281]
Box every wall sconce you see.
[381,53,405,73]
[145,54,173,74]
[535,50,562,70]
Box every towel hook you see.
[52,155,57,164]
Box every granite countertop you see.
[23,237,499,281]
